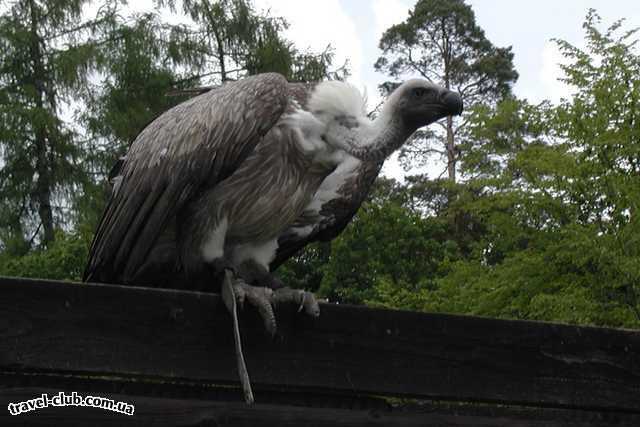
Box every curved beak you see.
[440,90,464,116]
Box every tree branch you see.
[452,115,472,136]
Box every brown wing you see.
[84,73,289,283]
[271,159,383,269]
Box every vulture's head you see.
[318,79,463,162]
[383,79,463,131]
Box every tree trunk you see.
[203,1,227,82]
[214,29,227,81]
[29,0,55,246]
[446,115,456,182]
[441,18,456,182]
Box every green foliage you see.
[0,0,121,248]
[276,242,331,293]
[375,0,518,178]
[1,3,637,332]
[86,13,186,145]
[0,230,90,281]
[1,0,343,278]
[317,179,459,304]
[317,10,640,330]
[376,0,517,100]
[428,220,640,328]
[79,11,197,218]
[158,0,343,84]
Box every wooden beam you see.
[2,387,639,426]
[1,276,639,412]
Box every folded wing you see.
[84,73,289,283]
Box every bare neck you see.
[363,111,414,161]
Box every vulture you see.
[83,73,462,403]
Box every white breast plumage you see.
[283,81,364,168]
[285,81,371,238]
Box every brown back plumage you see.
[84,73,289,284]
[272,159,383,269]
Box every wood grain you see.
[1,276,639,414]
[2,387,639,426]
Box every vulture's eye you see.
[412,87,428,98]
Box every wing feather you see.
[84,73,289,283]
[271,160,383,269]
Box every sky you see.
[247,0,640,178]
[251,0,640,105]
[117,0,640,178]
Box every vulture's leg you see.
[213,258,274,330]
[236,258,284,289]
[236,258,320,320]
[219,259,319,404]
[218,262,279,404]
[227,277,319,334]
[226,276,278,335]
[203,223,261,404]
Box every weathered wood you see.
[1,276,639,414]
[2,387,639,426]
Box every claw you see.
[229,282,321,336]
[233,280,246,310]
[246,285,276,336]
[272,288,320,318]
[220,269,321,404]
[301,291,321,317]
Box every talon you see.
[225,277,320,337]
[301,291,321,317]
[231,280,277,336]
[233,279,246,309]
[272,288,321,318]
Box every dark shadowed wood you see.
[2,387,639,426]
[1,276,639,416]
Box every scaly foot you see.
[223,277,320,336]
[272,286,321,318]
[220,269,320,404]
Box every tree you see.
[158,0,345,85]
[1,0,344,278]
[375,0,518,181]
[553,10,640,233]
[0,0,121,251]
[76,12,201,232]
[158,0,270,83]
[332,10,640,329]
[79,1,342,232]
[78,0,344,229]
[415,10,640,328]
[316,178,460,305]
[545,10,640,324]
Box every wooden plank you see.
[1,276,639,412]
[2,387,639,426]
